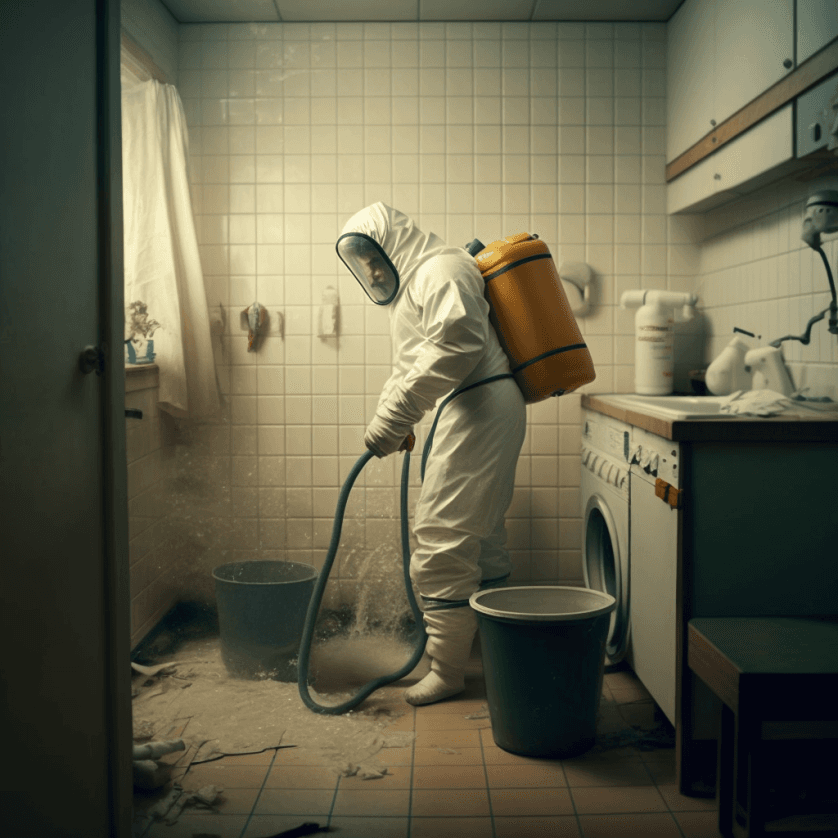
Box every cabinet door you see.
[629,472,678,727]
[711,104,794,194]
[667,0,717,162]
[714,0,794,125]
[798,0,838,64]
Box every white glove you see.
[364,413,413,458]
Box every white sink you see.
[602,394,735,420]
[601,393,838,421]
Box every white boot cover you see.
[404,608,478,706]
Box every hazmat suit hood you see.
[337,203,466,305]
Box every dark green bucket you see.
[469,586,616,758]
[213,560,318,681]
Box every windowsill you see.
[125,363,159,393]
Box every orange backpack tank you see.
[472,234,596,404]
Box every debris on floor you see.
[132,738,185,790]
[147,782,224,825]
[594,721,676,752]
[131,637,416,773]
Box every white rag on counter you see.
[720,389,838,416]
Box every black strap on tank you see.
[511,343,588,375]
[421,575,511,612]
[420,373,514,482]
[482,252,552,282]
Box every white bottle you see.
[620,290,699,395]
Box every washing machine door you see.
[583,487,629,667]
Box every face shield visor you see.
[336,233,400,305]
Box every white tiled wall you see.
[169,19,694,608]
[694,175,838,396]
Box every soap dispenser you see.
[620,290,699,395]
[705,335,752,396]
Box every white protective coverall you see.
[338,203,527,705]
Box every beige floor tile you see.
[411,788,491,818]
[482,745,562,766]
[412,764,487,789]
[414,712,490,731]
[181,763,268,789]
[577,812,683,837]
[252,788,335,816]
[563,759,654,788]
[571,785,667,815]
[327,815,409,837]
[640,753,677,785]
[672,810,726,838]
[330,788,411,817]
[610,680,653,703]
[382,713,415,732]
[210,786,261,815]
[656,783,719,812]
[243,814,329,836]
[378,746,413,766]
[414,696,488,716]
[264,765,340,789]
[494,815,583,837]
[339,765,411,790]
[413,746,484,766]
[489,787,575,817]
[216,748,283,766]
[414,729,482,749]
[618,701,660,728]
[273,746,335,766]
[145,813,248,837]
[486,762,568,788]
[604,670,647,691]
[410,816,494,838]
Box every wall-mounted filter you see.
[558,262,593,317]
[620,290,698,395]
[318,286,339,338]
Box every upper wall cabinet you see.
[666,0,838,214]
[667,0,794,163]
[799,0,838,64]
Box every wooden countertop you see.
[582,394,838,442]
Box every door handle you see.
[79,344,104,376]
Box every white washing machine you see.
[580,411,631,668]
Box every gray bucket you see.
[212,560,318,681]
[469,585,616,758]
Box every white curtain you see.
[121,71,220,419]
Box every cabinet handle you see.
[783,58,793,69]
[811,123,822,143]
[710,119,716,127]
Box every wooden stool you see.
[687,617,838,838]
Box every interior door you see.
[0,1,133,836]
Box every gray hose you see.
[296,449,426,715]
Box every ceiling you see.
[159,0,685,24]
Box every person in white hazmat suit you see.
[337,203,527,706]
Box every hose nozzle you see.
[399,433,416,453]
